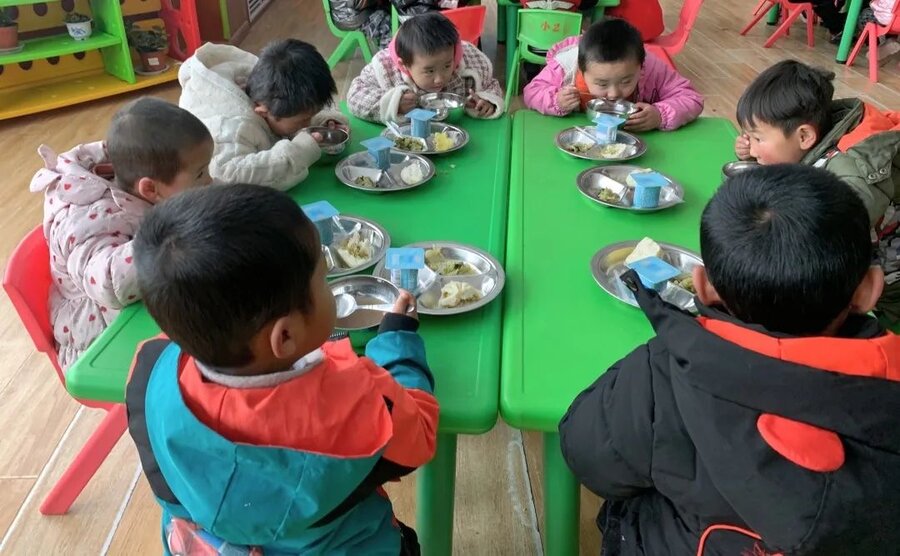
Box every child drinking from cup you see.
[523,18,703,131]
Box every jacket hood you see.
[804,98,900,170]
[178,43,258,118]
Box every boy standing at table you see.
[126,184,438,555]
[560,165,900,555]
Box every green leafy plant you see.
[63,11,91,23]
[126,22,168,53]
[0,9,16,27]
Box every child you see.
[523,18,703,131]
[29,97,213,370]
[179,39,349,191]
[560,164,900,555]
[329,0,393,50]
[348,12,505,123]
[127,184,438,555]
[733,60,900,321]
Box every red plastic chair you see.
[740,0,815,48]
[846,2,900,83]
[644,0,705,68]
[2,226,127,516]
[442,5,488,44]
[159,0,202,61]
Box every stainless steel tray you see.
[330,275,401,330]
[335,151,435,192]
[381,122,470,155]
[590,240,702,311]
[576,166,684,212]
[321,215,391,278]
[556,127,646,162]
[373,241,505,316]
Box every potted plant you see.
[127,23,168,73]
[64,12,92,41]
[0,10,18,50]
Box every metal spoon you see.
[334,293,415,319]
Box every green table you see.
[66,112,511,556]
[501,110,737,555]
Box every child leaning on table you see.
[29,97,213,370]
[178,39,349,191]
[560,164,900,556]
[348,12,505,123]
[733,60,900,323]
[523,18,703,131]
[126,184,438,556]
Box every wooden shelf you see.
[0,0,59,6]
[0,33,122,65]
[0,63,178,120]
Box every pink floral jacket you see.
[523,36,704,131]
[29,142,149,370]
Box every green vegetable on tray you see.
[394,136,425,152]
[354,176,376,188]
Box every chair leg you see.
[327,35,358,69]
[763,7,805,47]
[741,1,775,35]
[805,7,815,46]
[846,25,869,67]
[504,48,520,110]
[39,405,128,515]
[868,26,879,82]
[751,0,771,16]
[357,33,374,63]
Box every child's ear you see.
[136,177,163,203]
[253,103,270,119]
[693,266,723,307]
[850,266,885,314]
[268,314,302,360]
[796,124,819,150]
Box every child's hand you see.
[556,86,581,112]
[399,91,418,115]
[392,291,418,321]
[735,134,753,160]
[325,119,350,135]
[466,92,496,117]
[624,103,662,131]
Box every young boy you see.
[734,60,900,321]
[29,97,213,369]
[179,39,349,191]
[560,165,900,555]
[127,184,437,555]
[348,12,504,123]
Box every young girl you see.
[348,12,505,123]
[29,98,213,370]
[524,18,703,132]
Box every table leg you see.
[416,433,458,556]
[835,0,863,62]
[543,431,580,556]
[766,4,780,25]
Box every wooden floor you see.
[0,0,897,554]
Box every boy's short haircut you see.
[395,12,460,66]
[700,164,872,336]
[134,184,322,368]
[578,18,646,71]
[107,97,212,193]
[245,39,336,119]
[736,60,835,138]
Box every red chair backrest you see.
[442,5,488,44]
[3,226,64,383]
[658,0,705,53]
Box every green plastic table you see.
[501,110,737,555]
[66,111,511,556]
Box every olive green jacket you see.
[802,99,900,226]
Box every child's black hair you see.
[107,97,212,193]
[700,164,872,336]
[134,184,322,368]
[578,18,645,72]
[736,60,835,138]
[245,39,336,119]
[395,12,459,66]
